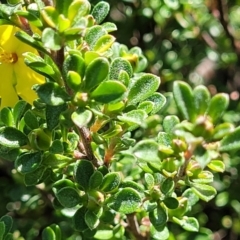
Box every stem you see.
[126,213,149,240]
[78,126,101,167]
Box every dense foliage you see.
[0,0,240,239]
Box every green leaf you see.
[172,217,199,232]
[94,34,115,53]
[63,53,85,80]
[120,181,144,193]
[213,123,234,140]
[163,197,179,209]
[52,179,75,194]
[15,30,49,55]
[146,93,166,114]
[0,222,5,240]
[49,224,61,240]
[102,22,117,32]
[71,109,92,128]
[100,172,121,193]
[163,115,180,136]
[24,166,46,186]
[219,126,240,152]
[42,226,56,240]
[55,0,72,16]
[193,85,210,116]
[56,187,81,208]
[16,151,42,174]
[91,81,126,103]
[206,93,229,124]
[0,215,12,235]
[34,82,70,106]
[0,108,14,127]
[207,160,225,173]
[13,100,31,125]
[127,74,160,106]
[94,230,113,240]
[191,183,217,202]
[150,226,169,240]
[42,28,62,51]
[133,139,160,163]
[91,1,110,24]
[117,110,147,126]
[68,0,91,23]
[24,110,39,130]
[138,101,154,114]
[161,178,174,195]
[74,160,94,190]
[0,127,28,148]
[46,104,67,130]
[173,81,195,121]
[89,171,103,189]
[23,52,58,81]
[85,210,100,230]
[109,58,133,80]
[85,26,107,50]
[108,187,141,214]
[144,173,155,189]
[73,207,89,232]
[149,205,167,229]
[84,57,109,91]
[41,6,58,28]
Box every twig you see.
[216,0,240,56]
[126,213,149,240]
[78,126,101,167]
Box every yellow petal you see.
[14,60,45,104]
[0,25,20,52]
[0,64,19,108]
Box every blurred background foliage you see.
[1,0,240,239]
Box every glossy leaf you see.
[173,81,195,121]
[108,187,141,214]
[0,108,14,127]
[163,197,179,209]
[149,205,168,229]
[161,178,175,195]
[16,151,42,174]
[193,85,210,116]
[85,210,100,230]
[74,160,94,190]
[71,109,92,128]
[117,110,147,126]
[100,172,121,193]
[191,183,217,202]
[42,28,62,51]
[207,160,225,173]
[91,1,110,24]
[68,0,91,23]
[24,110,39,130]
[133,139,160,163]
[146,93,166,114]
[219,126,240,152]
[127,74,160,105]
[24,166,46,186]
[94,35,115,53]
[56,187,81,208]
[91,81,126,103]
[89,171,103,189]
[34,82,70,106]
[172,217,199,232]
[42,227,56,240]
[144,173,155,189]
[0,215,12,235]
[206,93,229,124]
[84,57,109,91]
[0,127,28,148]
[109,57,133,80]
[73,207,89,232]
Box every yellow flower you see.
[0,25,45,108]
